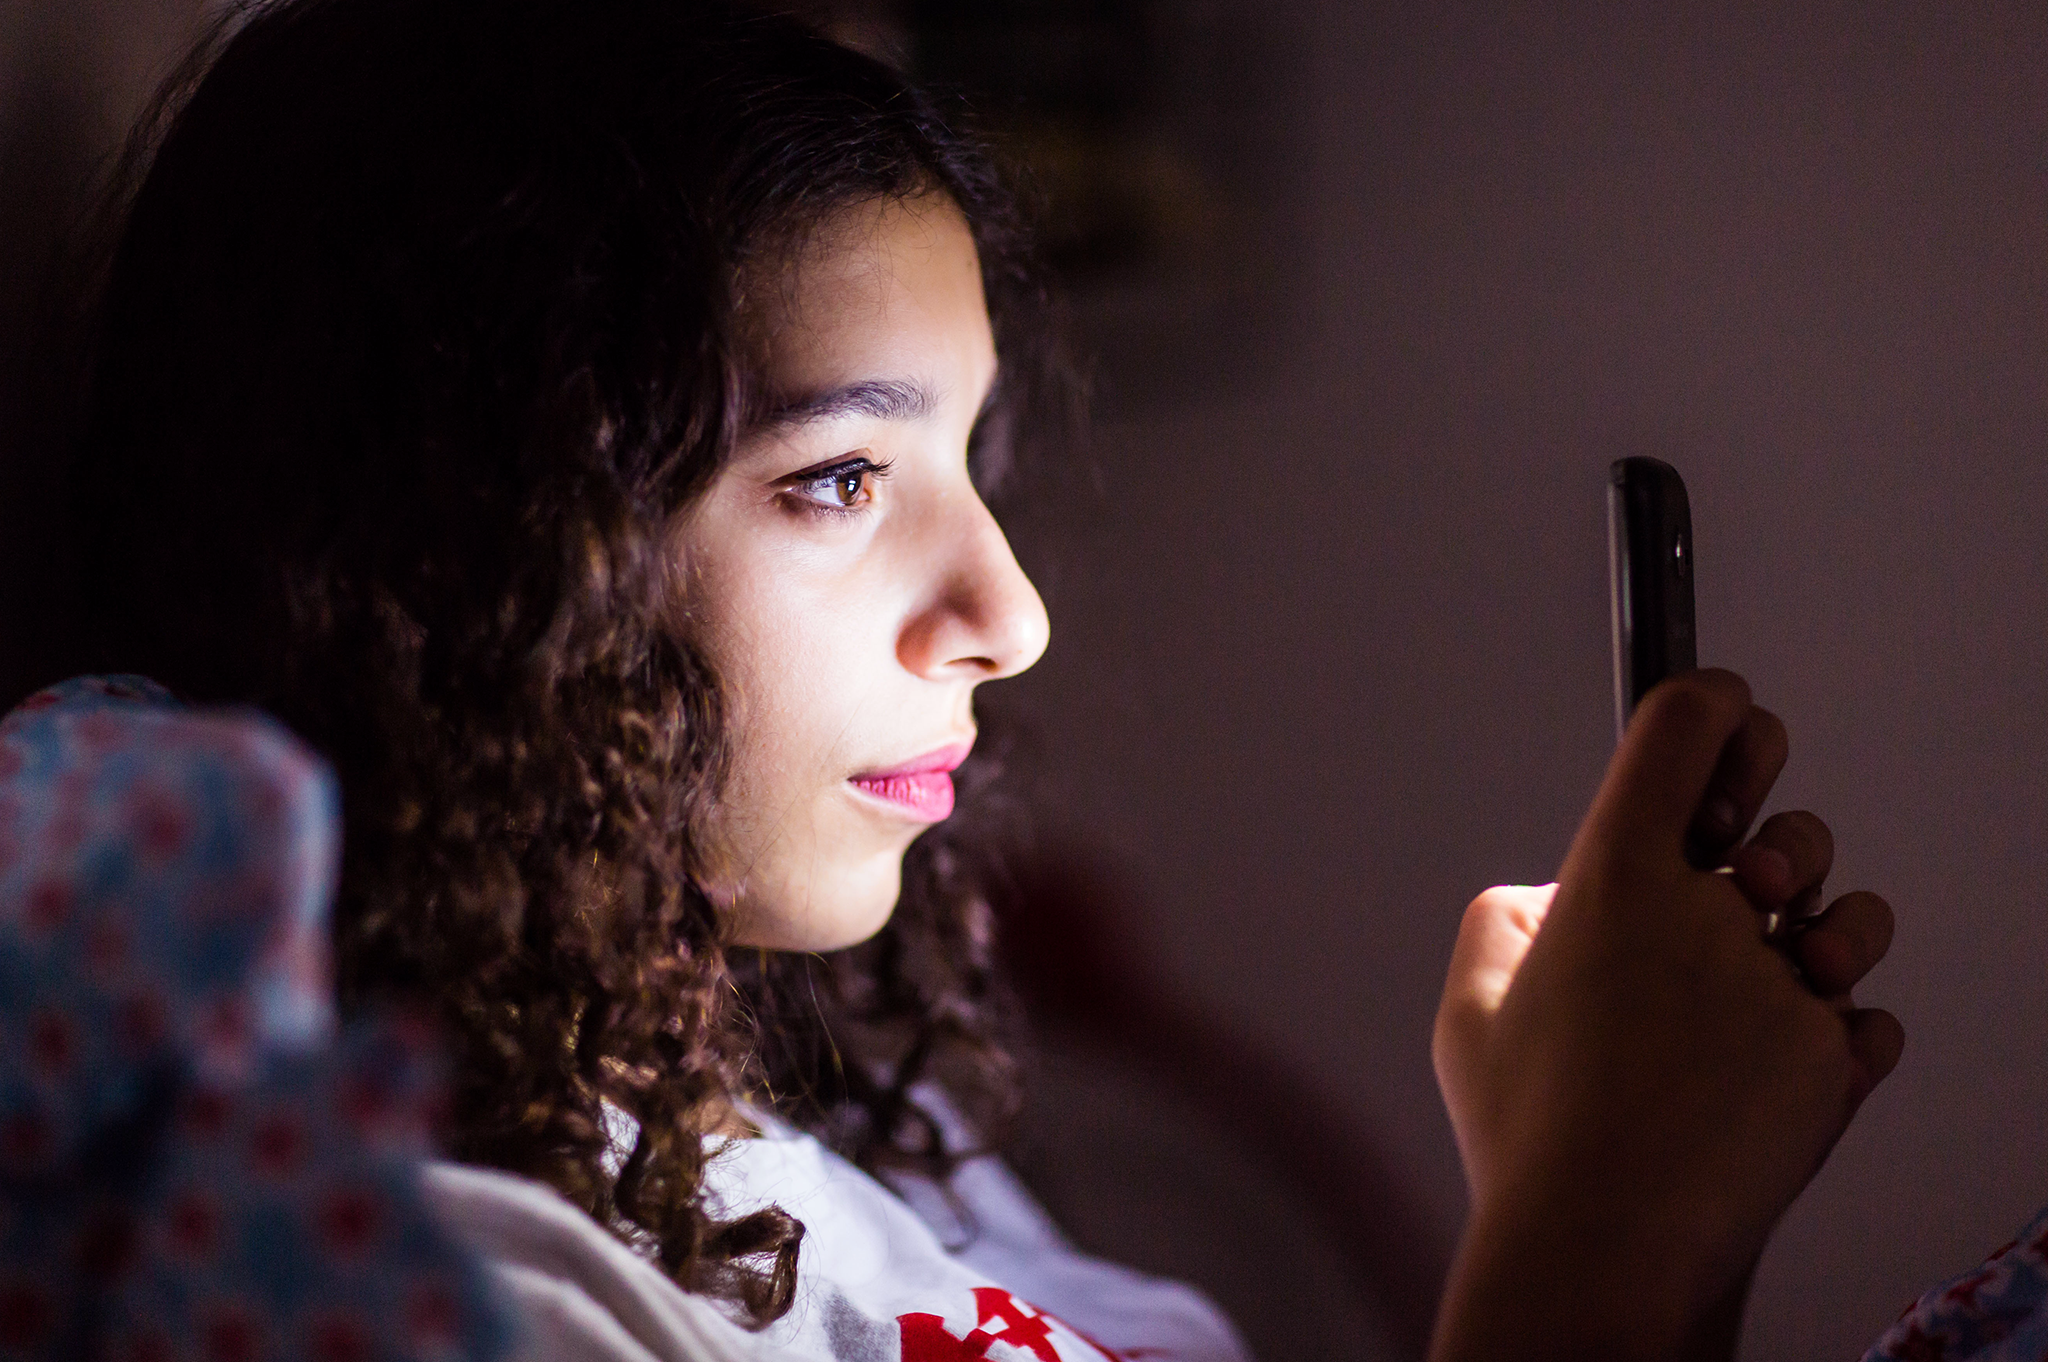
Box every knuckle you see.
[1468,884,1524,914]
[1751,809,1819,865]
[1641,669,1748,733]
[1752,705,1789,752]
[1466,883,1553,936]
[1792,1005,1854,1070]
[1852,893,1896,956]
[1690,666,1754,711]
[1769,809,1833,861]
[1741,710,1790,777]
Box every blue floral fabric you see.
[1862,1204,2048,1362]
[0,676,514,1362]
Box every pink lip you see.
[848,740,973,822]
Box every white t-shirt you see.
[423,1110,1252,1362]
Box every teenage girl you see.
[67,1,1905,1358]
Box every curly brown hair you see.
[70,0,1072,1325]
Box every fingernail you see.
[1703,794,1739,834]
[1749,845,1793,897]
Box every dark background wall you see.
[8,3,2048,1358]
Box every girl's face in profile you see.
[677,193,1049,952]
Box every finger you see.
[1729,841,1794,911]
[1793,891,1894,997]
[1685,707,1790,868]
[1585,669,1756,868]
[1730,810,1833,912]
[1844,1007,1906,1106]
[1435,884,1557,1078]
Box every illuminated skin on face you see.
[677,193,1050,952]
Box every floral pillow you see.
[0,676,514,1362]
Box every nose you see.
[897,491,1050,683]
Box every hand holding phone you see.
[1431,670,1905,1362]
[1429,468,1906,1362]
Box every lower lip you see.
[849,770,955,822]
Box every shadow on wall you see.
[0,44,97,710]
[994,844,1448,1362]
[0,0,219,709]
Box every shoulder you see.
[422,1161,778,1362]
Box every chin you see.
[728,854,904,953]
[810,858,905,951]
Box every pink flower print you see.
[333,1061,439,1151]
[314,1186,384,1259]
[1886,1322,1947,1362]
[335,1074,388,1137]
[192,995,252,1077]
[258,925,332,1008]
[163,1187,224,1262]
[0,1111,52,1173]
[236,769,288,839]
[0,739,23,782]
[405,1280,464,1354]
[44,811,87,855]
[1940,1266,1998,1311]
[114,987,170,1057]
[27,1008,74,1076]
[106,1322,178,1362]
[181,1086,234,1141]
[21,879,72,938]
[44,772,90,854]
[128,784,193,865]
[85,919,132,981]
[305,1311,374,1362]
[210,868,286,925]
[199,1302,263,1362]
[74,1201,141,1282]
[249,1109,308,1180]
[0,1278,55,1349]
[78,709,133,753]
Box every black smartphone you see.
[1608,457,1696,743]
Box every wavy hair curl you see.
[71,0,1070,1324]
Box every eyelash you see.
[780,455,894,518]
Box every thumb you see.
[1571,668,1756,877]
[1437,884,1557,1059]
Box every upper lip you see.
[852,738,974,780]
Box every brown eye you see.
[787,457,889,513]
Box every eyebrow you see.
[756,378,937,429]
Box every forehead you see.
[740,193,996,404]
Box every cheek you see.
[686,557,898,862]
[694,616,914,949]
[671,503,923,949]
[719,612,869,788]
[700,543,905,776]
